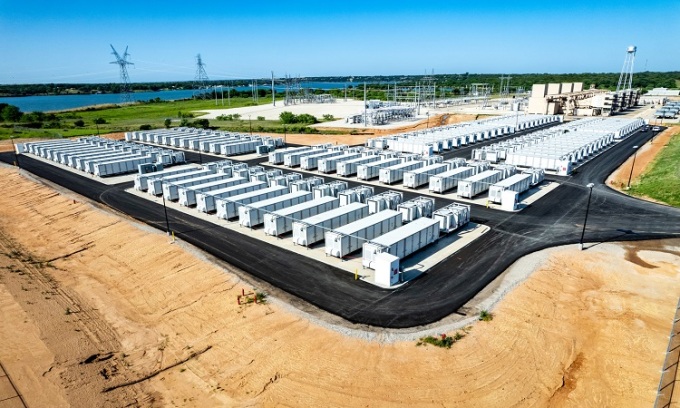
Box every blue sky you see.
[0,0,678,84]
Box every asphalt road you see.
[4,127,679,328]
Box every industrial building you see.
[527,46,642,117]
[526,82,640,117]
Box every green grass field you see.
[629,130,680,207]
[0,96,346,140]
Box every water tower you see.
[616,45,637,93]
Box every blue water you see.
[0,81,353,112]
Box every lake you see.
[0,82,354,112]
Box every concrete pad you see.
[360,222,489,288]
[197,100,366,121]
[125,187,489,288]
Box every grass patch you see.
[479,310,493,322]
[1,96,348,140]
[416,332,465,349]
[629,131,680,207]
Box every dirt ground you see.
[276,113,478,146]
[607,126,678,189]
[0,165,678,407]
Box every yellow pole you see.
[172,231,175,243]
[355,269,358,280]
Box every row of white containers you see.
[126,127,284,156]
[365,114,561,154]
[19,137,186,177]
[503,118,644,175]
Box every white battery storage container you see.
[263,196,339,236]
[196,181,266,213]
[362,217,440,268]
[292,202,369,247]
[325,210,402,258]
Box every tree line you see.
[1,72,677,97]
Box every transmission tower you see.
[109,44,134,103]
[499,75,512,97]
[193,54,210,99]
[616,45,636,93]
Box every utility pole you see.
[363,82,367,127]
[579,183,595,250]
[627,146,639,188]
[271,71,276,106]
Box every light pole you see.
[627,145,639,189]
[283,125,287,145]
[9,135,19,168]
[579,183,595,250]
[248,115,252,135]
[426,111,430,129]
[159,180,171,235]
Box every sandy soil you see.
[607,126,678,190]
[0,165,678,407]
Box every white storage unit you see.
[338,186,374,206]
[493,164,517,179]
[163,173,231,201]
[379,161,424,184]
[94,156,155,177]
[337,155,381,177]
[196,181,266,213]
[318,153,362,173]
[403,163,448,188]
[135,166,198,191]
[221,140,263,156]
[361,217,440,268]
[488,173,533,203]
[457,170,502,198]
[312,181,348,198]
[290,177,324,192]
[284,149,326,167]
[77,151,141,171]
[263,196,339,236]
[300,150,345,170]
[325,210,402,258]
[268,147,312,164]
[357,157,403,180]
[373,253,401,287]
[523,168,545,186]
[465,160,490,175]
[444,158,467,170]
[367,191,403,214]
[177,176,247,207]
[397,197,435,223]
[147,169,214,196]
[292,202,369,247]
[433,203,471,233]
[428,166,475,193]
[215,185,289,220]
[238,191,312,228]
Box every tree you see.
[279,111,296,124]
[296,113,318,124]
[1,105,22,122]
[74,119,85,127]
[192,118,210,129]
[139,124,152,130]
[94,117,107,124]
[164,118,171,128]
